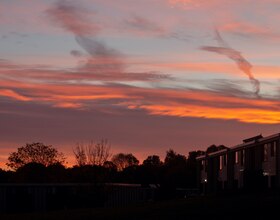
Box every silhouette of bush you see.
[15,162,47,183]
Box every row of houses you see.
[196,133,280,193]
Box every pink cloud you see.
[0,89,32,101]
[168,0,236,10]
[219,21,280,40]
[1,65,280,125]
[1,54,280,126]
[46,0,99,36]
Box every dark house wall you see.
[197,133,280,194]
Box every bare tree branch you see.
[73,139,111,166]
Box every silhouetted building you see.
[197,133,280,193]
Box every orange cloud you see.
[136,103,280,124]
[0,89,32,101]
[53,102,84,109]
[1,58,280,125]
[121,88,280,124]
[52,94,130,101]
[2,76,280,125]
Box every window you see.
[201,160,204,171]
[224,154,227,166]
[264,144,268,161]
[219,156,223,170]
[239,150,245,166]
[235,151,239,164]
[271,142,276,157]
[241,150,245,166]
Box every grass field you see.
[1,192,280,220]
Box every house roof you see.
[196,132,280,160]
[208,148,228,157]
[243,134,263,143]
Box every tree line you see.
[0,141,226,190]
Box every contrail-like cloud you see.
[201,29,260,97]
[47,0,169,81]
[46,0,99,36]
[47,0,125,74]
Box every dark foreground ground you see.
[1,191,280,220]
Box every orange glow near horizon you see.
[136,104,280,124]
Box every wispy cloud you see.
[123,15,193,42]
[219,21,280,41]
[0,89,31,101]
[1,58,280,124]
[124,15,166,35]
[70,50,83,58]
[47,0,122,75]
[0,0,279,126]
[46,0,99,36]
[150,61,280,79]
[201,30,261,97]
[46,0,168,82]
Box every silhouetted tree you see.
[7,142,65,170]
[120,165,141,183]
[111,153,139,171]
[186,151,205,187]
[143,155,163,167]
[0,168,10,183]
[69,165,109,183]
[140,155,163,184]
[206,144,227,154]
[73,144,87,167]
[73,139,111,166]
[164,149,187,167]
[163,149,188,189]
[16,162,47,182]
[103,161,117,171]
[47,162,67,182]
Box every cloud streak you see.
[46,0,168,82]
[1,57,280,125]
[0,89,32,102]
[124,15,166,35]
[123,15,193,42]
[201,29,261,97]
[1,0,278,125]
[47,0,122,73]
[46,0,99,36]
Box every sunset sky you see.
[1,0,280,168]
